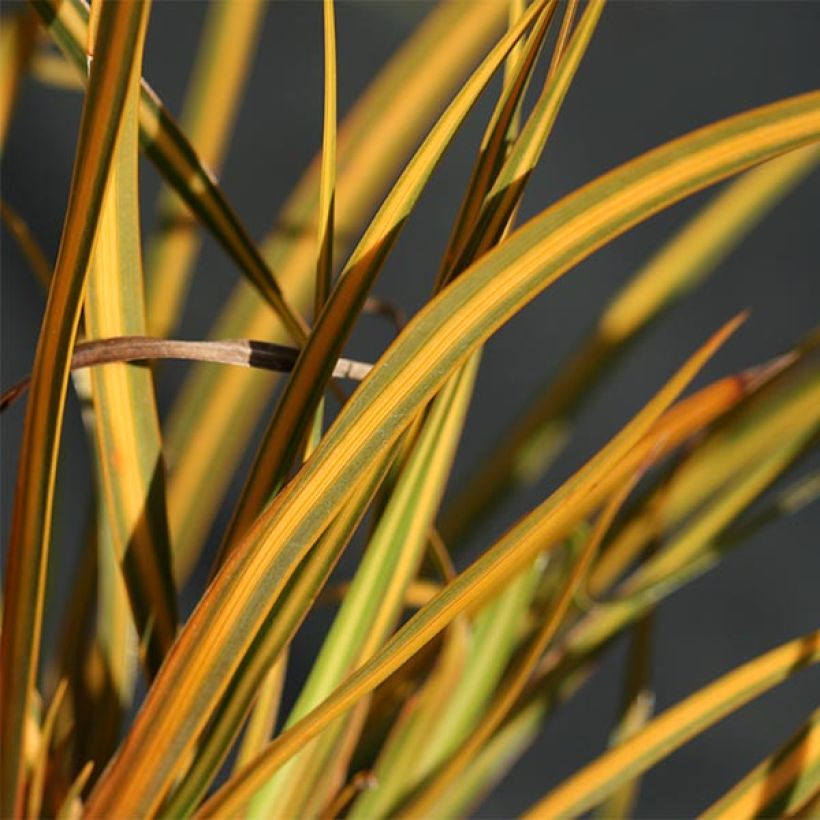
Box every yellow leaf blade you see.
[87,90,820,817]
[524,633,820,820]
[0,3,151,814]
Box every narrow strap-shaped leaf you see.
[394,473,639,818]
[249,355,480,819]
[219,0,550,551]
[315,0,337,318]
[441,144,820,545]
[145,0,265,336]
[194,318,741,817]
[450,0,606,277]
[701,706,820,820]
[87,92,820,817]
[164,1,508,582]
[158,454,394,818]
[592,364,820,595]
[233,655,288,774]
[30,0,308,342]
[83,7,177,677]
[55,762,94,820]
[432,688,545,818]
[543,396,820,705]
[524,633,820,820]
[435,0,558,288]
[0,3,150,814]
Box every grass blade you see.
[249,355,479,818]
[441,144,820,544]
[145,0,265,336]
[30,0,308,342]
[86,89,820,816]
[394,473,639,817]
[0,3,152,813]
[195,317,741,817]
[701,706,820,820]
[83,13,177,677]
[524,633,820,820]
[219,0,551,552]
[158,456,393,817]
[164,0,508,581]
[595,615,655,819]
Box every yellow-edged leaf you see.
[220,0,551,552]
[165,0,508,581]
[250,354,479,818]
[524,633,820,820]
[194,316,742,817]
[394,472,639,818]
[0,3,151,814]
[158,455,393,817]
[87,89,820,816]
[441,144,820,545]
[145,0,265,336]
[30,0,308,342]
[701,706,820,820]
[83,8,177,679]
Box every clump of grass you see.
[1,1,818,817]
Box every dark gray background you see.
[2,1,819,817]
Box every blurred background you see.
[2,1,819,816]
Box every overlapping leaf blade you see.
[0,2,151,814]
[84,91,820,818]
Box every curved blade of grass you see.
[315,0,336,318]
[449,0,605,277]
[165,0,508,581]
[220,0,550,552]
[395,473,639,818]
[0,3,152,814]
[159,454,393,817]
[145,0,265,336]
[524,632,820,820]
[83,21,177,676]
[701,706,820,820]
[549,437,820,706]
[620,426,819,600]
[249,354,480,819]
[350,555,543,816]
[351,614,473,820]
[592,362,820,595]
[88,91,820,816]
[194,317,742,817]
[30,0,308,342]
[302,0,338,466]
[435,0,558,288]
[433,685,546,819]
[441,143,820,545]
[0,6,37,153]
[477,429,820,812]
